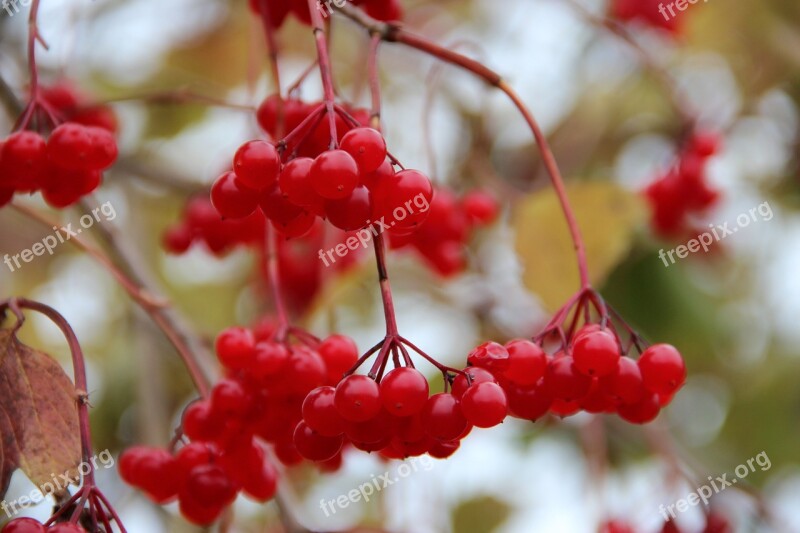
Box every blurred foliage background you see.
[1,0,799,531]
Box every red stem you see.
[265,225,291,341]
[306,0,339,146]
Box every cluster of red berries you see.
[297,365,489,462]
[248,0,403,28]
[119,437,276,526]
[389,188,500,276]
[119,326,361,524]
[465,326,686,424]
[1,520,88,533]
[211,123,434,239]
[38,81,119,134]
[162,196,266,255]
[0,124,117,208]
[644,133,722,238]
[611,0,682,34]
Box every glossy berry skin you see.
[421,393,468,441]
[303,386,345,436]
[571,327,621,377]
[451,367,497,399]
[293,420,344,461]
[1,518,46,532]
[505,382,553,421]
[599,356,646,405]
[467,341,510,372]
[638,344,686,395]
[503,339,547,386]
[372,169,433,231]
[318,334,359,383]
[215,326,255,370]
[211,171,259,219]
[617,391,661,424]
[1,131,47,188]
[542,356,592,402]
[460,382,508,428]
[278,157,319,207]
[183,464,238,508]
[250,341,290,378]
[233,140,280,191]
[46,124,93,170]
[325,185,372,231]
[334,374,382,422]
[84,126,118,170]
[380,367,430,416]
[310,149,360,200]
[340,127,387,174]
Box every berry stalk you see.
[307,0,339,146]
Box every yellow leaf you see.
[513,181,646,311]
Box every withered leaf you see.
[0,329,81,497]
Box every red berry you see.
[428,440,460,459]
[334,374,382,422]
[542,356,592,402]
[279,157,320,207]
[617,391,661,424]
[183,400,221,441]
[460,382,508,428]
[340,127,387,174]
[182,463,238,508]
[467,341,510,372]
[47,123,94,170]
[303,386,345,436]
[325,185,373,231]
[503,339,547,386]
[638,344,686,395]
[211,171,258,219]
[310,149,360,200]
[1,518,46,533]
[505,382,553,421]
[215,326,255,370]
[451,367,497,399]
[380,367,430,416]
[0,187,13,207]
[462,189,499,225]
[421,393,468,441]
[372,169,433,232]
[572,327,621,377]
[599,356,646,405]
[319,334,359,383]
[233,140,280,191]
[283,346,327,394]
[293,420,344,461]
[179,493,224,526]
[210,379,251,417]
[1,131,47,188]
[85,126,118,170]
[163,224,194,253]
[250,341,290,378]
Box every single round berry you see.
[380,367,430,416]
[1,131,47,186]
[617,391,661,424]
[505,382,553,421]
[462,189,499,225]
[451,367,497,399]
[47,123,93,170]
[183,463,238,508]
[460,382,508,428]
[542,355,592,402]
[233,140,280,191]
[85,126,118,170]
[503,339,547,386]
[303,386,345,436]
[421,393,468,441]
[215,326,255,370]
[310,149,360,200]
[163,224,193,254]
[571,327,621,377]
[2,517,46,533]
[283,346,327,394]
[210,379,251,417]
[340,127,387,174]
[182,400,221,441]
[211,171,258,219]
[599,356,646,405]
[467,341,510,372]
[293,420,344,461]
[279,157,319,207]
[250,341,290,378]
[372,169,434,231]
[319,334,359,384]
[325,185,372,231]
[334,374,382,422]
[638,344,686,395]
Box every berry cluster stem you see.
[306,0,339,146]
[265,224,291,341]
[338,5,593,289]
